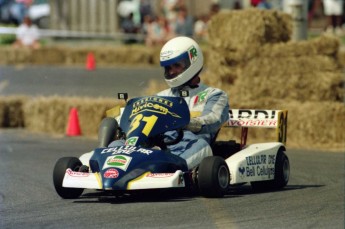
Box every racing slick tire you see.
[98,117,120,147]
[251,147,290,192]
[53,157,84,199]
[197,156,230,198]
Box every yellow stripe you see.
[95,172,103,189]
[127,172,151,189]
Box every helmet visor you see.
[161,52,191,80]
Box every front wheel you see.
[197,156,230,198]
[53,157,84,199]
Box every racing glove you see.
[185,118,203,133]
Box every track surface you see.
[0,129,344,229]
[0,65,164,97]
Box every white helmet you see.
[160,36,204,88]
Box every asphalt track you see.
[0,129,344,229]
[0,65,164,98]
[0,66,344,228]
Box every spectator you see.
[120,12,140,44]
[174,6,194,37]
[322,0,344,35]
[251,0,272,9]
[194,14,209,42]
[139,0,153,25]
[13,16,40,49]
[10,0,32,24]
[145,16,172,46]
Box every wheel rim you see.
[218,165,229,189]
[283,159,290,183]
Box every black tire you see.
[53,157,84,199]
[251,147,290,191]
[98,117,119,147]
[198,156,230,198]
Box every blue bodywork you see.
[90,96,190,190]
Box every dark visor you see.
[161,52,191,80]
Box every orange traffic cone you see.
[86,52,96,71]
[66,107,81,136]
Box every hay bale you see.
[230,55,344,102]
[207,9,292,52]
[0,96,27,127]
[23,96,123,136]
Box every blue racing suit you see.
[156,83,230,169]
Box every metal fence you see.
[49,0,119,33]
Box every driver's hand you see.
[185,118,202,133]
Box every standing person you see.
[10,0,32,24]
[174,6,194,37]
[322,0,344,35]
[13,16,40,49]
[155,36,230,169]
[108,36,230,170]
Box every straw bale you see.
[231,55,344,102]
[0,96,27,127]
[207,9,292,51]
[23,96,124,136]
[30,47,65,64]
[259,35,340,58]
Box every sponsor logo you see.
[103,155,132,171]
[188,46,198,63]
[228,120,277,127]
[230,110,277,119]
[193,90,208,106]
[126,137,138,146]
[239,167,246,179]
[147,173,174,178]
[130,98,180,118]
[101,146,153,155]
[160,50,173,58]
[246,155,267,166]
[66,168,89,177]
[104,168,119,178]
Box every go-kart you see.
[53,93,289,199]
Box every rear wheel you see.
[197,156,230,198]
[251,148,290,191]
[53,157,84,199]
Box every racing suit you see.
[156,83,230,169]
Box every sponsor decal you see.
[104,168,119,178]
[103,155,132,171]
[130,98,180,118]
[228,120,277,127]
[268,155,276,164]
[239,167,246,179]
[160,50,173,58]
[147,173,174,178]
[101,146,153,155]
[230,110,277,119]
[238,166,275,179]
[66,168,89,177]
[188,46,198,63]
[193,91,208,105]
[246,155,267,166]
[126,137,138,146]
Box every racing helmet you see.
[160,36,204,88]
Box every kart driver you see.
[109,36,229,170]
[155,36,230,169]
